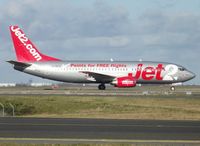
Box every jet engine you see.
[111,73,137,87]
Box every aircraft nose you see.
[188,71,196,80]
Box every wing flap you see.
[81,71,115,83]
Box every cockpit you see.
[178,67,186,71]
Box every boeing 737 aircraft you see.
[8,26,195,90]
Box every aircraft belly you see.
[24,69,91,83]
[49,72,89,83]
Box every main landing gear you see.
[98,84,106,90]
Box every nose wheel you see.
[98,84,106,90]
[170,86,175,91]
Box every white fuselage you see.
[15,61,195,85]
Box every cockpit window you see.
[179,67,185,71]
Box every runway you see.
[0,117,200,144]
[0,85,199,96]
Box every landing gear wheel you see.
[98,84,106,90]
[170,86,175,91]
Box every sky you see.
[0,0,199,84]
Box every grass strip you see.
[0,94,200,120]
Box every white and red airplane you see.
[8,26,195,90]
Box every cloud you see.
[132,10,200,52]
[154,0,178,9]
[0,0,199,84]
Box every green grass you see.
[0,144,135,146]
[0,94,200,120]
[9,143,175,146]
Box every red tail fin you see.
[9,26,60,62]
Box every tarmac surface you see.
[0,117,200,144]
[0,85,199,96]
[0,86,200,144]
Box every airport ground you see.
[0,85,200,120]
[0,117,200,145]
[0,85,200,145]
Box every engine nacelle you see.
[111,73,137,88]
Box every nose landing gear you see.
[170,86,175,91]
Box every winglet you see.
[9,26,60,62]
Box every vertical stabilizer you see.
[9,25,60,62]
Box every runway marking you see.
[0,122,199,128]
[0,138,200,144]
[0,123,200,128]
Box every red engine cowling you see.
[112,73,137,88]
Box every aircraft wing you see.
[80,71,115,83]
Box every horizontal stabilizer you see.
[7,60,31,68]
